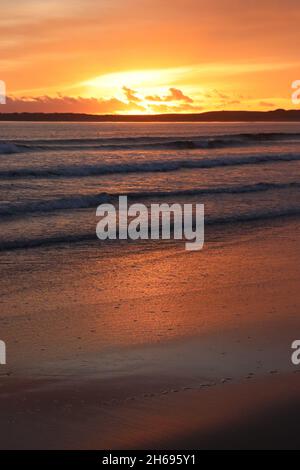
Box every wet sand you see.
[0,217,299,449]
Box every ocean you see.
[0,121,299,253]
[0,120,300,432]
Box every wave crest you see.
[1,132,300,154]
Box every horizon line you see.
[1,109,300,122]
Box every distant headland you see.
[1,109,300,122]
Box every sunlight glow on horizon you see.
[2,0,300,114]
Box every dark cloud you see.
[146,87,193,103]
[259,100,275,107]
[3,95,145,114]
[122,86,142,102]
[2,87,200,114]
[166,88,193,103]
[149,102,203,113]
[145,94,163,102]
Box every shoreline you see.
[1,109,300,122]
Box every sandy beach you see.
[0,216,299,449]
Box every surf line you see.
[96,195,205,251]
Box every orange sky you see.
[1,0,300,114]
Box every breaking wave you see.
[1,152,300,179]
[1,132,300,154]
